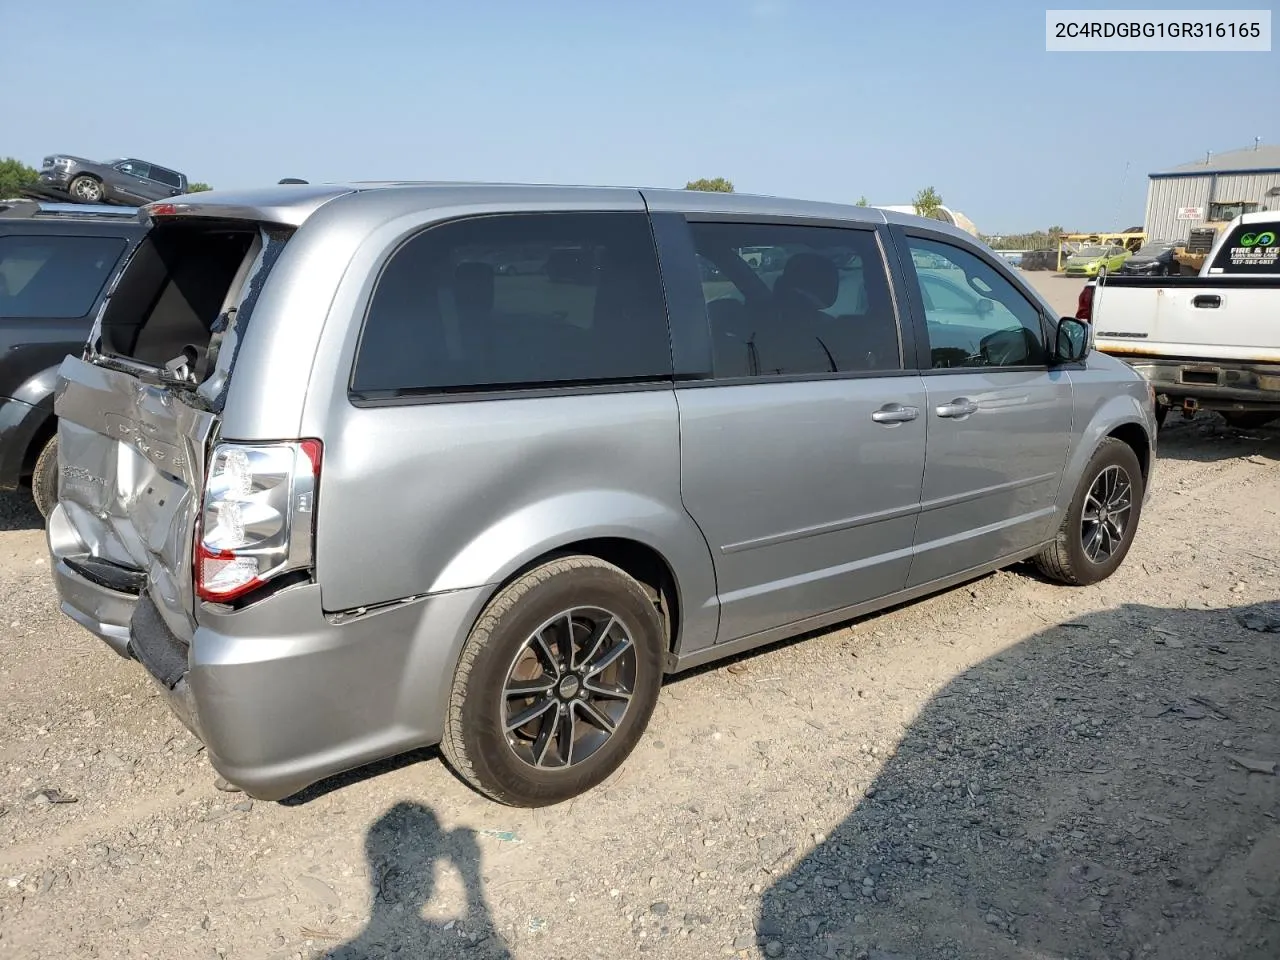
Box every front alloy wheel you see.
[1080,464,1132,564]
[1034,437,1145,586]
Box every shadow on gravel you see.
[759,602,1280,960]
[324,801,512,959]
[1155,416,1280,464]
[0,490,42,533]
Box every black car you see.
[0,202,145,515]
[1118,240,1179,276]
[37,154,188,206]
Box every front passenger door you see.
[899,232,1073,587]
[112,161,153,204]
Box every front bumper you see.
[48,502,490,801]
[38,170,71,188]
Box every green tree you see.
[855,196,869,206]
[187,182,212,193]
[912,186,943,220]
[685,177,734,193]
[0,157,38,198]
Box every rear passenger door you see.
[894,229,1074,586]
[657,215,927,643]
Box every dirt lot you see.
[1,272,1277,960]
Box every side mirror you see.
[1055,316,1090,364]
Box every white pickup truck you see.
[1077,211,1280,428]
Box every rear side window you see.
[1208,223,1278,274]
[689,221,901,377]
[352,212,673,397]
[0,234,127,318]
[149,167,183,189]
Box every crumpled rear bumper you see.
[49,497,489,801]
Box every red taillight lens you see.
[195,439,322,603]
[148,202,178,217]
[1075,283,1094,322]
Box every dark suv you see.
[38,155,188,206]
[0,201,145,515]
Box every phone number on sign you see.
[1054,20,1264,39]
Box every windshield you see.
[1134,242,1174,257]
[1074,246,1108,258]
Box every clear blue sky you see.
[3,0,1276,232]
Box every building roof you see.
[1152,144,1280,178]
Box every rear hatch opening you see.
[52,214,302,647]
[89,217,293,408]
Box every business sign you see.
[1207,225,1279,273]
[1176,206,1204,220]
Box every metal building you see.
[1145,144,1280,242]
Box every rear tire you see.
[31,435,58,520]
[440,555,664,806]
[1036,437,1144,586]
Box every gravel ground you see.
[1,272,1277,959]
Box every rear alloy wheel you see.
[1035,437,1144,586]
[69,175,104,203]
[441,556,664,806]
[31,435,58,520]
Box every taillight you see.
[1075,283,1094,322]
[195,440,321,603]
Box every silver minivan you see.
[48,184,1156,806]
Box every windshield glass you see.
[1074,246,1108,258]
[1134,242,1174,257]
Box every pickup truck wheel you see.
[1221,412,1276,430]
[69,175,104,203]
[1035,438,1144,586]
[31,435,58,519]
[440,555,664,807]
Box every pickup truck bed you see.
[1087,273,1280,422]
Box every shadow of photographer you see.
[325,801,512,959]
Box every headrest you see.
[775,252,839,309]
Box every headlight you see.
[53,157,72,168]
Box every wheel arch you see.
[1106,420,1152,485]
[426,492,720,662]
[501,536,683,657]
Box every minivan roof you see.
[143,181,971,240]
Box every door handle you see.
[871,403,920,424]
[935,398,979,418]
[1192,294,1221,309]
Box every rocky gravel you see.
[1,414,1277,960]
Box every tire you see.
[1035,437,1144,586]
[440,555,664,806]
[69,175,104,203]
[1221,411,1277,430]
[31,434,58,520]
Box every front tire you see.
[31,435,58,520]
[1036,438,1144,586]
[69,175,104,203]
[441,555,664,806]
